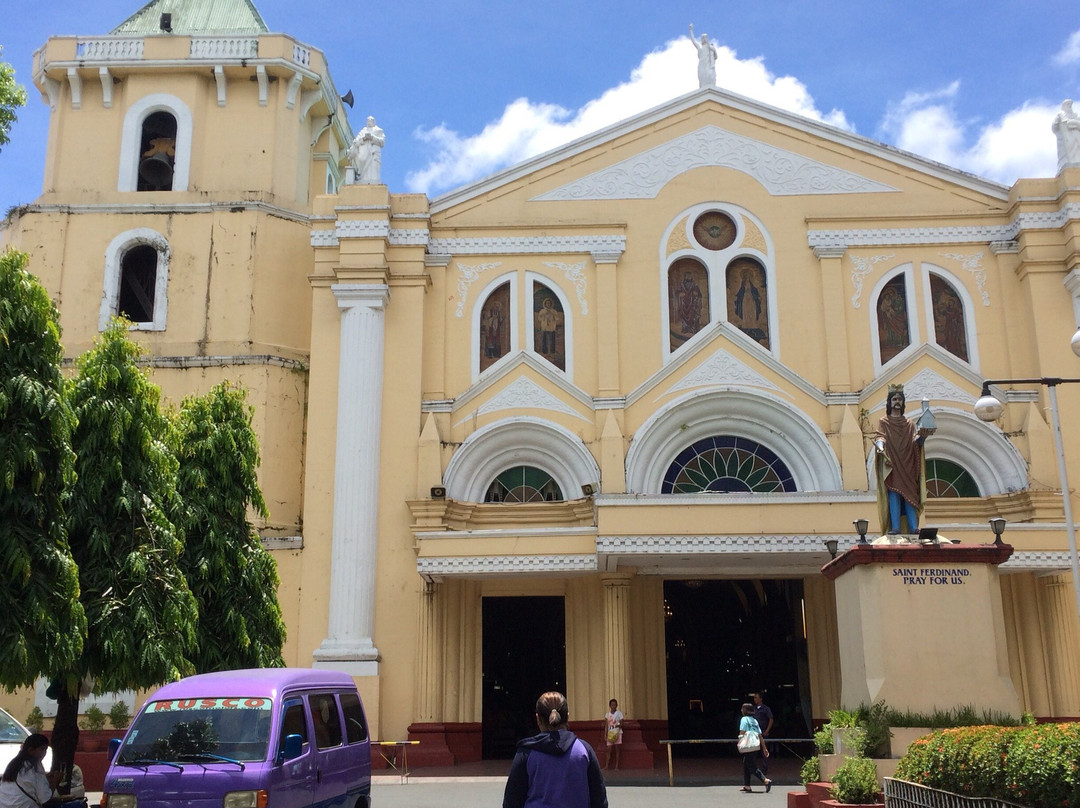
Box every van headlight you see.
[104,795,136,808]
[223,791,268,808]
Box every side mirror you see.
[277,734,303,764]
[108,738,122,760]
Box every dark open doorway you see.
[482,596,566,759]
[664,579,810,756]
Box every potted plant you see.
[81,705,107,731]
[824,756,882,807]
[78,705,109,751]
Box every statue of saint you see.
[1052,100,1080,170]
[348,116,386,184]
[874,385,932,535]
[689,24,717,88]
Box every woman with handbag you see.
[0,734,60,808]
[737,703,772,793]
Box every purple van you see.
[102,669,371,808]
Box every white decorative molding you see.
[598,533,852,554]
[849,254,895,308]
[292,44,311,67]
[256,65,268,105]
[117,94,193,192]
[456,351,593,417]
[871,368,975,410]
[543,261,588,314]
[532,125,898,200]
[429,235,625,257]
[668,349,783,396]
[337,219,390,239]
[418,554,598,576]
[389,228,430,246]
[455,261,502,318]
[810,204,1080,250]
[938,251,989,305]
[76,37,144,60]
[443,416,601,502]
[190,37,259,59]
[99,228,171,332]
[473,375,588,421]
[596,490,875,506]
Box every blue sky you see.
[1,0,1079,215]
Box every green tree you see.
[0,46,27,151]
[175,381,286,671]
[0,249,86,690]
[52,320,197,769]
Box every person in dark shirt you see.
[751,692,774,771]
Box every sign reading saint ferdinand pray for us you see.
[893,567,972,585]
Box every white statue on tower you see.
[1052,100,1080,171]
[348,116,386,184]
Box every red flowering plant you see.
[895,722,1080,808]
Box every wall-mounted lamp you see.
[989,517,1007,545]
[854,518,869,544]
[824,538,839,559]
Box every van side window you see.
[310,693,343,749]
[339,693,368,744]
[279,700,308,754]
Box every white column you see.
[313,283,389,676]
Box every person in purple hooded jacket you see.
[503,691,608,808]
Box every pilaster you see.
[594,251,622,397]
[313,283,389,675]
[813,245,851,392]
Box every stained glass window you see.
[484,466,563,503]
[925,458,980,498]
[662,436,796,494]
[877,275,910,364]
[930,274,969,362]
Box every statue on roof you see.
[689,24,717,88]
[1052,100,1080,171]
[348,116,386,184]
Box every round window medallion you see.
[693,211,737,251]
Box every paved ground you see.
[372,779,798,807]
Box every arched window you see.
[100,228,170,331]
[484,466,564,502]
[137,111,177,191]
[726,257,769,348]
[117,245,158,322]
[662,436,796,494]
[479,281,512,373]
[118,94,192,192]
[668,258,709,351]
[532,281,565,371]
[926,458,980,497]
[662,205,776,358]
[876,275,911,364]
[929,274,969,362]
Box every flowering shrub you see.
[895,722,1080,808]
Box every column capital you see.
[812,245,847,259]
[332,283,390,310]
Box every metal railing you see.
[884,778,1028,808]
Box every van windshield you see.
[117,697,273,764]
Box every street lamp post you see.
[975,372,1080,622]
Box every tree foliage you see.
[64,320,198,695]
[0,46,27,152]
[0,249,85,690]
[175,381,286,671]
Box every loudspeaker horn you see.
[341,90,354,108]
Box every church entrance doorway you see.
[481,595,567,759]
[663,579,811,756]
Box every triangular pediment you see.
[452,353,593,426]
[431,87,1008,215]
[533,124,898,200]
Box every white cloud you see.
[405,38,851,194]
[1054,29,1080,66]
[405,37,1060,195]
[880,81,1057,184]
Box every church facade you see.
[4,0,1080,761]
